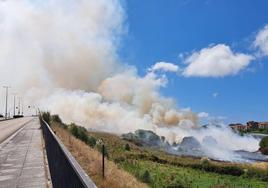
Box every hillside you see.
[48,123,268,187]
[51,122,147,188]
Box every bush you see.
[197,161,243,176]
[141,170,152,183]
[259,137,268,155]
[260,136,268,148]
[69,123,79,136]
[68,123,97,148]
[51,114,62,124]
[42,111,51,125]
[246,167,268,181]
[260,147,268,155]
[87,136,97,147]
[125,143,131,151]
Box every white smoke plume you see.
[0,0,260,161]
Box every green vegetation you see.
[68,124,97,148]
[253,129,268,134]
[141,170,152,184]
[121,160,268,188]
[125,143,131,151]
[41,112,96,148]
[240,127,268,135]
[51,114,62,124]
[41,111,51,125]
[260,137,268,148]
[88,130,268,187]
[259,137,268,155]
[45,113,268,188]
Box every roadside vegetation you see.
[40,112,147,188]
[88,131,268,188]
[41,113,268,188]
[260,137,268,155]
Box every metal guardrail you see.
[40,118,97,188]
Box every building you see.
[258,122,268,129]
[229,121,268,131]
[247,121,259,129]
[229,123,247,131]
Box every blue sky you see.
[119,0,268,124]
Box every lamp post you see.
[3,86,10,119]
[18,97,21,115]
[12,93,17,117]
[21,98,24,115]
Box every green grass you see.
[120,160,268,188]
[44,114,268,188]
[88,131,268,188]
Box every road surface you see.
[0,117,33,143]
[0,117,50,187]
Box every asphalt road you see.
[0,117,34,143]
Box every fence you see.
[40,118,97,188]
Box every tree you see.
[259,137,268,155]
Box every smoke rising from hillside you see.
[0,0,260,161]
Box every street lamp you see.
[3,86,11,119]
[12,93,17,117]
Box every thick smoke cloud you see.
[0,0,124,91]
[0,0,260,161]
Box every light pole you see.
[12,93,17,117]
[18,97,21,115]
[3,86,10,119]
[21,98,24,115]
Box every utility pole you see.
[18,97,21,115]
[21,98,24,115]
[12,93,17,117]
[3,86,10,119]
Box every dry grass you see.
[51,123,148,188]
[251,162,268,170]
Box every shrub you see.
[51,114,62,124]
[69,124,87,142]
[260,147,268,155]
[87,136,97,147]
[198,161,243,176]
[246,167,268,181]
[68,123,97,148]
[141,170,152,183]
[125,143,131,151]
[78,128,88,143]
[42,111,51,125]
[69,123,79,137]
[259,137,268,155]
[260,136,268,148]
